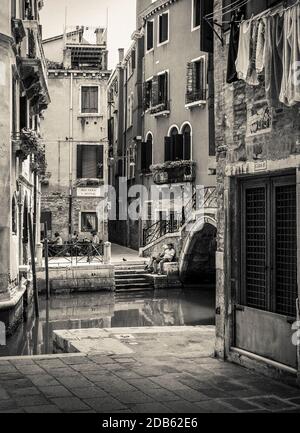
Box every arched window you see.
[141,133,153,173]
[182,124,191,160]
[165,126,184,162]
[12,196,17,235]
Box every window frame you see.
[185,55,207,109]
[157,10,169,47]
[79,84,100,116]
[76,143,104,180]
[80,211,99,234]
[146,19,154,53]
[191,0,201,31]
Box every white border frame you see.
[146,19,155,54]
[157,10,169,47]
[191,0,201,32]
[167,124,179,136]
[79,210,99,234]
[180,121,193,160]
[79,84,101,116]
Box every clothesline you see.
[204,0,251,20]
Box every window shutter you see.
[175,134,184,160]
[200,0,213,53]
[183,133,191,160]
[146,138,152,171]
[77,145,83,179]
[164,136,172,162]
[141,142,146,171]
[151,75,159,107]
[163,72,168,104]
[186,62,194,98]
[96,145,103,179]
[132,50,136,70]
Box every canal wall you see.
[36,264,115,294]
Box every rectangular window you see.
[192,0,201,29]
[77,144,103,179]
[186,57,206,105]
[81,212,98,233]
[158,11,169,45]
[144,79,152,110]
[146,20,154,51]
[240,175,297,318]
[127,93,133,128]
[81,86,99,114]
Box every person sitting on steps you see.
[149,243,176,275]
[145,244,168,273]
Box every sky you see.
[40,0,137,69]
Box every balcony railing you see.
[149,101,170,116]
[185,89,207,106]
[151,160,196,185]
[142,186,217,246]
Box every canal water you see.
[0,286,215,357]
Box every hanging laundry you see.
[226,14,242,84]
[235,19,253,81]
[284,4,300,106]
[246,20,260,85]
[256,18,266,74]
[265,14,284,106]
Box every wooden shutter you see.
[186,62,194,99]
[77,145,83,179]
[164,136,172,162]
[147,21,153,50]
[175,134,184,160]
[146,138,152,171]
[200,0,213,53]
[183,133,191,160]
[163,72,168,104]
[151,75,159,107]
[141,142,146,171]
[132,49,136,70]
[96,145,103,179]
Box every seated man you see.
[145,245,168,273]
[153,243,176,275]
[54,232,63,245]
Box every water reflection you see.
[0,286,215,357]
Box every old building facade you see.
[214,0,300,381]
[41,27,110,243]
[0,0,49,333]
[108,0,217,282]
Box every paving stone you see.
[57,375,92,389]
[164,400,203,413]
[15,365,45,375]
[1,378,33,389]
[194,400,237,413]
[8,387,41,397]
[172,387,209,402]
[143,387,181,402]
[15,395,50,407]
[71,387,108,399]
[289,397,300,405]
[127,378,162,392]
[247,396,295,411]
[0,400,19,411]
[0,408,25,413]
[134,366,169,377]
[102,363,126,372]
[194,386,234,399]
[45,367,79,378]
[51,397,90,412]
[114,390,154,404]
[150,376,193,391]
[88,355,115,364]
[113,370,142,379]
[39,385,73,398]
[0,365,18,374]
[0,372,25,381]
[61,356,90,365]
[82,372,109,382]
[71,363,101,373]
[10,359,35,366]
[0,388,9,400]
[84,396,127,412]
[24,405,62,413]
[36,359,66,369]
[130,402,172,413]
[113,358,137,364]
[220,398,261,411]
[29,374,61,387]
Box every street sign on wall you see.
[77,187,102,197]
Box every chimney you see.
[118,48,124,63]
[95,27,107,45]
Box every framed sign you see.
[77,187,101,198]
[247,100,272,137]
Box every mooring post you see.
[44,221,50,300]
[28,212,39,318]
[104,242,111,264]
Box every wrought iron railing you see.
[43,241,104,264]
[142,186,217,247]
[185,89,207,105]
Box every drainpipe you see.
[33,170,37,246]
[69,72,74,239]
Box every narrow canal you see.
[0,286,215,357]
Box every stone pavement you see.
[0,326,300,413]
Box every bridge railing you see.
[43,241,104,264]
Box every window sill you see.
[152,110,170,118]
[185,100,206,109]
[191,25,200,32]
[157,40,169,48]
[146,48,154,55]
[78,114,102,118]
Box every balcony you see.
[185,88,207,109]
[149,101,170,118]
[19,20,50,113]
[12,128,46,174]
[151,160,196,185]
[11,19,26,45]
